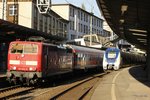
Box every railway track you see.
[0,85,21,93]
[50,73,106,100]
[0,85,37,99]
[30,72,109,100]
[0,71,110,100]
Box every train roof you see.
[106,47,120,52]
[67,44,104,53]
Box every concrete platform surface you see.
[91,65,150,100]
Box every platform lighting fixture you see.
[139,41,146,43]
[129,29,147,33]
[7,31,15,34]
[120,19,124,23]
[119,27,123,30]
[137,39,147,43]
[137,38,147,41]
[121,4,128,14]
[132,33,147,37]
[120,31,124,34]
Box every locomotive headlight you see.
[13,66,16,70]
[29,67,33,71]
[29,67,36,71]
[21,54,24,57]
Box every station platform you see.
[91,65,150,100]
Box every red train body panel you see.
[7,41,73,84]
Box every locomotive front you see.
[7,41,42,85]
[103,48,121,70]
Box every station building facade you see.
[0,1,107,41]
[0,0,68,38]
[51,4,104,40]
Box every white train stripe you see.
[10,60,20,65]
[26,61,37,66]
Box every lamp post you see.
[90,11,93,46]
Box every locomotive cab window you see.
[10,43,38,54]
[10,43,23,53]
[24,44,38,54]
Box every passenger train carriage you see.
[7,41,104,85]
[66,45,104,70]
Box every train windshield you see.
[107,51,116,58]
[10,43,38,54]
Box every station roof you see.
[0,19,66,42]
[96,0,150,51]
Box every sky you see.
[51,0,103,19]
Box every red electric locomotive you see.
[7,41,73,85]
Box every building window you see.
[52,18,55,34]
[78,10,80,19]
[86,15,88,22]
[70,7,74,17]
[70,21,72,30]
[94,18,96,26]
[78,23,81,32]
[81,24,83,32]
[84,25,86,33]
[45,17,47,32]
[84,13,86,22]
[9,5,18,16]
[49,16,52,34]
[72,8,74,17]
[70,21,74,30]
[81,12,83,20]
[33,6,38,30]
[39,15,43,31]
[97,29,99,34]
[71,34,76,39]
[70,7,72,16]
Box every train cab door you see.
[43,46,49,74]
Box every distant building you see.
[103,21,131,47]
[51,4,104,40]
[103,29,111,37]
[0,0,68,38]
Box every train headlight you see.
[29,67,36,71]
[29,67,33,71]
[13,66,16,70]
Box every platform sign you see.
[36,0,51,14]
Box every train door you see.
[73,53,77,69]
[43,45,49,75]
